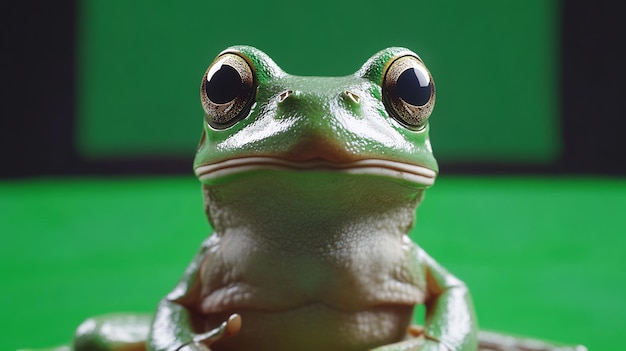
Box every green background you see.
[77,0,559,163]
[3,177,625,350]
[4,1,624,351]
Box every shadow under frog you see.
[25,46,587,351]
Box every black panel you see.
[560,1,626,175]
[0,2,78,177]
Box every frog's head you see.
[194,46,438,193]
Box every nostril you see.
[278,90,294,102]
[343,91,360,104]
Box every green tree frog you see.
[169,45,474,351]
[35,46,585,351]
[156,45,473,351]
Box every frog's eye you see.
[201,53,256,129]
[383,55,435,130]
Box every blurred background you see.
[1,0,624,350]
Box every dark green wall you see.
[77,0,559,164]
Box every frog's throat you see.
[195,157,436,187]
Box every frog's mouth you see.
[194,157,436,187]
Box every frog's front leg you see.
[376,245,478,351]
[417,246,478,351]
[149,237,240,351]
[369,245,477,351]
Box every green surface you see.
[2,176,624,350]
[77,0,559,163]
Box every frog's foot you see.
[178,314,241,351]
[369,326,587,351]
[74,313,152,351]
[477,331,587,351]
[17,346,71,351]
[18,313,152,351]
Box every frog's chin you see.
[195,156,436,188]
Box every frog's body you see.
[28,46,585,351]
[177,174,437,351]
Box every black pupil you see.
[205,64,242,104]
[395,67,431,106]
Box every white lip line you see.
[195,157,436,185]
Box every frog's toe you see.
[192,314,242,346]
